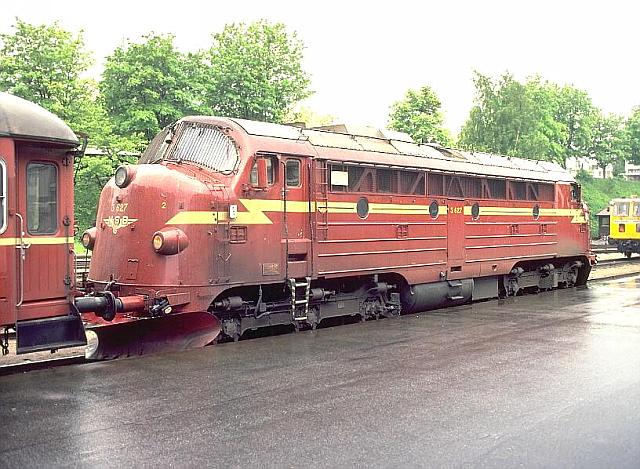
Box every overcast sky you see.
[2,0,639,133]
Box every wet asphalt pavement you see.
[1,276,639,468]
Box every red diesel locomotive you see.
[81,117,594,358]
[0,92,86,354]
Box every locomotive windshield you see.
[139,122,239,173]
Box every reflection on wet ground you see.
[1,275,639,467]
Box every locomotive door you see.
[282,156,312,279]
[15,144,73,310]
[446,199,465,277]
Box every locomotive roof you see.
[180,116,575,183]
[0,92,78,146]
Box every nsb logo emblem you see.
[103,215,138,234]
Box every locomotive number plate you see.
[262,263,280,276]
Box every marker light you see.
[152,228,189,255]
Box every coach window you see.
[0,159,6,234]
[285,159,301,187]
[26,162,58,234]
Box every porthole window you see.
[471,202,480,220]
[357,197,369,219]
[533,204,540,220]
[429,200,439,219]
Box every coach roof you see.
[0,92,78,146]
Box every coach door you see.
[15,144,73,312]
[447,199,465,277]
[0,149,15,327]
[282,156,312,279]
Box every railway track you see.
[591,245,617,254]
[595,255,640,267]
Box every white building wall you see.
[565,156,613,179]
[623,160,640,181]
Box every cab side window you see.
[27,162,58,234]
[286,160,300,187]
[250,157,275,186]
[0,159,6,234]
[570,183,581,202]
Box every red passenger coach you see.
[82,117,594,357]
[0,93,86,354]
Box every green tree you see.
[459,72,603,168]
[0,19,141,150]
[554,85,598,166]
[205,20,311,122]
[388,86,453,146]
[0,19,98,132]
[586,112,627,177]
[285,105,335,127]
[459,72,562,160]
[626,106,640,164]
[100,33,209,141]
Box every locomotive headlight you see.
[114,165,135,188]
[152,228,189,255]
[81,227,97,250]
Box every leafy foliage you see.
[585,113,627,176]
[285,105,335,127]
[100,33,210,141]
[0,19,96,133]
[459,72,611,168]
[626,107,640,164]
[205,21,311,122]
[388,86,453,146]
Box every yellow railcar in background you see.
[609,197,640,257]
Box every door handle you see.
[15,213,28,307]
